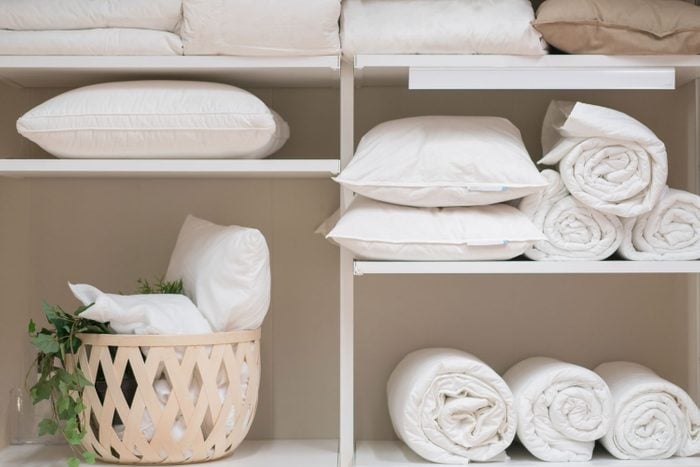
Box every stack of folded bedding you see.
[326,116,548,261]
[0,0,184,55]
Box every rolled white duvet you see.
[387,348,516,464]
[519,169,623,261]
[539,101,667,218]
[619,187,700,261]
[595,362,700,460]
[502,357,613,462]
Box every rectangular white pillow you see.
[17,81,288,159]
[335,116,548,208]
[0,29,183,56]
[0,0,182,32]
[327,196,545,261]
[341,0,546,56]
[181,0,341,56]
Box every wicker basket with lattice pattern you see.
[72,329,261,464]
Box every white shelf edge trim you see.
[0,159,341,178]
[354,260,700,276]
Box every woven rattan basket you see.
[72,329,261,464]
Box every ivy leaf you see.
[67,456,80,467]
[56,395,70,415]
[38,418,58,436]
[31,333,59,354]
[28,319,36,335]
[30,380,52,403]
[82,451,96,464]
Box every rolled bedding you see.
[387,348,516,464]
[519,169,623,261]
[502,357,613,462]
[619,187,700,261]
[539,101,667,218]
[595,362,700,460]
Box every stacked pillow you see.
[327,116,547,261]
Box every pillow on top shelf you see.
[16,81,289,159]
[534,0,700,54]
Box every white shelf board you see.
[354,260,700,276]
[354,55,700,89]
[0,159,340,179]
[356,441,700,466]
[0,439,338,467]
[0,55,341,88]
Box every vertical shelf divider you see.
[691,78,700,403]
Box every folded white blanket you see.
[595,362,700,460]
[0,29,183,56]
[519,169,623,261]
[540,101,667,218]
[502,357,613,462]
[387,348,516,464]
[619,187,700,261]
[70,283,212,335]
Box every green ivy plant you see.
[28,278,186,467]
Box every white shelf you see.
[0,439,338,466]
[0,55,341,88]
[355,55,700,89]
[0,158,340,179]
[356,441,700,466]
[353,260,700,276]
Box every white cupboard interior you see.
[0,54,698,467]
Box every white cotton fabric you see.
[387,348,516,464]
[341,0,546,57]
[69,283,212,336]
[165,215,271,332]
[181,0,341,56]
[502,357,613,462]
[327,196,545,261]
[335,116,547,208]
[0,0,182,32]
[619,187,700,261]
[539,101,668,218]
[519,169,623,261]
[17,81,284,159]
[0,29,183,56]
[595,362,700,460]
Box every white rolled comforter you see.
[387,348,516,464]
[519,169,623,260]
[539,101,667,218]
[502,357,613,462]
[595,362,700,460]
[619,187,700,261]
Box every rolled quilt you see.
[502,357,613,462]
[387,348,516,464]
[595,362,700,460]
[619,187,700,261]
[519,169,623,260]
[539,101,667,218]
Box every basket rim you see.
[76,328,261,347]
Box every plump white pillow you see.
[181,0,341,56]
[341,0,546,57]
[17,81,288,159]
[335,116,548,208]
[327,196,545,260]
[165,216,271,332]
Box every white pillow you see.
[17,81,287,159]
[181,0,341,56]
[70,283,212,336]
[341,0,546,57]
[327,196,545,261]
[165,215,271,332]
[335,116,548,208]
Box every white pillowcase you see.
[341,0,546,57]
[165,215,271,332]
[335,116,548,208]
[17,81,288,159]
[181,0,341,56]
[327,196,545,260]
[70,283,212,336]
[0,0,182,32]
